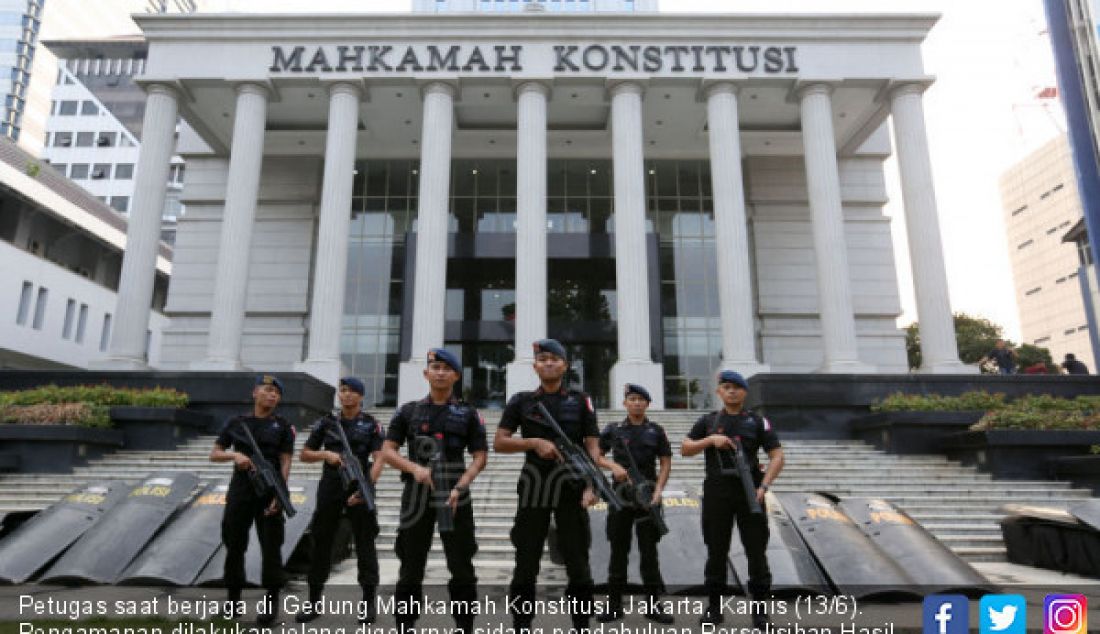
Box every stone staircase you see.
[0,410,1094,565]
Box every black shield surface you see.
[40,472,200,584]
[0,481,129,584]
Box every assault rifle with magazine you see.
[329,416,376,512]
[608,429,669,536]
[237,421,296,518]
[534,402,624,512]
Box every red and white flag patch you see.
[762,417,772,432]
[585,396,594,413]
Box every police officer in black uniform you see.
[209,374,296,625]
[596,383,673,625]
[494,338,601,632]
[296,377,384,625]
[382,348,488,634]
[682,370,785,628]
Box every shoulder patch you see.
[761,417,772,432]
[585,396,594,413]
[478,412,485,427]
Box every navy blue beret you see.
[339,376,365,395]
[427,347,462,374]
[717,370,749,390]
[532,338,567,361]
[254,374,284,394]
[623,383,652,402]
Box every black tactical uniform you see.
[386,396,487,633]
[686,409,781,603]
[598,418,672,604]
[216,414,295,593]
[501,386,600,631]
[302,412,383,605]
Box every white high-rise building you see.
[41,38,187,244]
[0,0,199,155]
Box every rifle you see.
[415,434,454,533]
[329,416,376,512]
[716,436,763,515]
[237,421,296,518]
[534,402,624,512]
[608,429,669,536]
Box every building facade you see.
[0,0,199,155]
[0,136,170,369]
[101,10,968,408]
[41,38,187,244]
[1000,135,1096,369]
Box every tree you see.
[905,312,1053,373]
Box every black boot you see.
[752,610,772,630]
[597,593,623,623]
[700,596,724,626]
[454,615,475,634]
[224,589,243,620]
[644,595,674,625]
[296,588,322,624]
[359,587,377,625]
[256,589,280,626]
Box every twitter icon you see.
[981,594,1027,634]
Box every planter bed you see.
[109,407,213,451]
[0,425,124,473]
[851,411,983,454]
[1049,455,1100,495]
[942,430,1100,479]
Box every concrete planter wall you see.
[0,425,124,473]
[109,407,213,451]
[1049,455,1100,494]
[851,411,984,454]
[942,430,1100,479]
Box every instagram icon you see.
[1044,595,1087,634]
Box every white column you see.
[798,83,874,373]
[296,82,363,386]
[192,82,269,371]
[890,83,971,373]
[608,81,665,408]
[93,83,178,369]
[505,81,549,399]
[706,82,769,378]
[398,81,455,404]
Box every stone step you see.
[920,524,1005,535]
[948,546,1007,562]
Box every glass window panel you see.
[548,163,566,196]
[387,161,410,197]
[364,164,385,197]
[565,162,588,197]
[678,161,700,197]
[589,162,611,197]
[656,163,677,197]
[452,197,475,233]
[352,164,366,197]
[588,198,611,234]
[452,164,475,196]
[476,164,497,197]
[498,164,516,196]
[481,289,515,320]
[446,289,465,321]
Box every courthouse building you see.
[95,3,968,408]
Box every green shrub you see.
[871,391,1007,412]
[0,385,187,427]
[972,409,1099,431]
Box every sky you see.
[212,0,1068,341]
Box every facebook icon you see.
[924,595,969,634]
